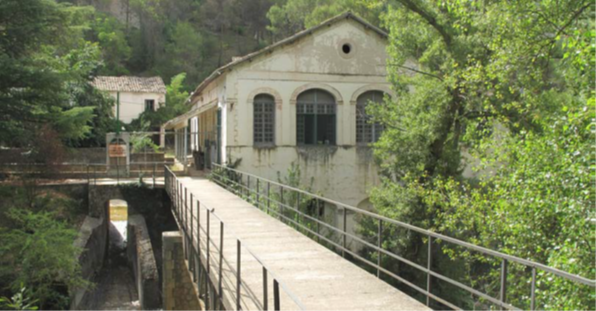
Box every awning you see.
[162,101,218,130]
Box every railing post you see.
[256,178,260,207]
[184,187,189,261]
[263,267,268,311]
[377,219,383,278]
[218,222,224,301]
[93,165,96,185]
[273,279,280,311]
[342,207,347,258]
[152,163,156,188]
[316,201,321,243]
[190,194,195,277]
[426,236,432,306]
[206,209,211,310]
[206,211,211,278]
[266,181,270,215]
[237,239,242,311]
[116,162,120,185]
[530,267,536,310]
[197,200,201,287]
[279,187,284,220]
[86,164,90,184]
[247,176,250,201]
[500,259,508,309]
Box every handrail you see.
[164,165,306,310]
[210,163,595,310]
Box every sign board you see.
[108,143,127,157]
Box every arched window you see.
[356,91,384,144]
[296,89,336,145]
[253,94,275,145]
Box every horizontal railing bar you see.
[211,163,596,288]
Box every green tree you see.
[363,0,594,309]
[267,0,385,38]
[91,14,132,75]
[0,208,88,309]
[129,72,190,129]
[0,0,111,148]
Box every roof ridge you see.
[188,12,387,101]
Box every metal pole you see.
[207,211,211,278]
[266,181,270,214]
[342,207,347,257]
[237,239,242,311]
[263,267,268,311]
[500,259,508,308]
[256,178,260,207]
[190,194,195,277]
[426,236,432,306]
[279,187,284,220]
[247,176,251,201]
[530,267,536,310]
[377,219,383,278]
[219,222,224,300]
[197,200,201,287]
[152,163,156,188]
[185,188,189,261]
[273,279,280,311]
[317,201,322,243]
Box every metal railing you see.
[210,163,595,310]
[0,162,171,187]
[164,166,305,311]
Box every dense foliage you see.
[0,184,89,309]
[362,0,595,309]
[0,0,116,148]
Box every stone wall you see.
[127,215,161,310]
[70,216,108,310]
[162,231,202,311]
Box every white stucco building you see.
[163,13,393,210]
[93,76,166,124]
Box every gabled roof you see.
[92,76,166,94]
[189,12,388,102]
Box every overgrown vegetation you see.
[361,0,595,309]
[0,182,89,309]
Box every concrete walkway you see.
[175,177,429,311]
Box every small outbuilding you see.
[93,76,166,124]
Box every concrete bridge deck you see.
[174,176,428,310]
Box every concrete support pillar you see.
[160,126,166,148]
[162,231,201,311]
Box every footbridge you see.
[163,165,595,310]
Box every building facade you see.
[163,13,393,211]
[93,76,166,124]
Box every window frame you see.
[356,91,385,145]
[253,94,276,147]
[296,89,337,146]
[144,99,155,112]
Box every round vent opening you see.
[342,43,352,54]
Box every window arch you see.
[356,91,384,144]
[253,94,275,145]
[296,89,336,145]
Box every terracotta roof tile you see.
[92,76,166,93]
